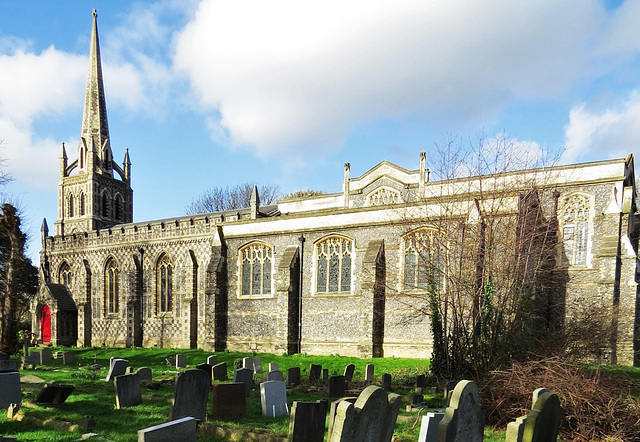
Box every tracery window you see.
[367,187,400,206]
[157,253,173,312]
[239,242,273,296]
[560,193,591,266]
[315,236,353,294]
[105,258,119,314]
[59,262,72,288]
[403,228,444,291]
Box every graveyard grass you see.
[0,346,512,441]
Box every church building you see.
[33,11,640,365]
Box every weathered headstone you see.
[329,375,346,398]
[114,374,142,409]
[343,364,355,383]
[418,412,444,442]
[175,354,186,369]
[438,380,484,442]
[260,380,288,417]
[35,384,75,404]
[105,358,130,381]
[233,367,253,396]
[365,364,375,386]
[170,369,210,421]
[39,347,53,365]
[135,367,153,382]
[288,399,328,442]
[382,373,392,391]
[309,364,322,382]
[0,372,21,410]
[287,366,301,387]
[267,370,284,382]
[206,355,217,366]
[212,383,247,418]
[328,397,357,439]
[268,362,279,372]
[212,362,228,381]
[505,388,562,442]
[62,351,77,366]
[138,416,197,442]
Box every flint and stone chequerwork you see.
[33,11,640,365]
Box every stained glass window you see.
[105,258,119,313]
[315,236,353,294]
[239,243,274,296]
[158,254,173,312]
[561,194,591,266]
[403,229,444,291]
[69,194,74,218]
[59,262,72,288]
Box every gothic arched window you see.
[69,194,75,218]
[59,262,72,288]
[105,258,119,314]
[560,193,592,266]
[239,242,273,296]
[80,193,86,216]
[114,195,122,221]
[402,228,445,291]
[157,253,173,312]
[315,235,353,294]
[102,193,109,217]
[367,187,401,206]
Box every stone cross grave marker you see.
[105,358,130,381]
[62,351,76,366]
[175,354,186,369]
[206,355,217,366]
[329,375,346,398]
[288,399,328,442]
[39,347,53,365]
[309,364,322,382]
[287,366,301,387]
[212,362,228,381]
[35,384,75,404]
[418,412,444,442]
[233,367,253,396]
[0,372,21,410]
[260,380,288,417]
[343,364,355,384]
[138,416,197,442]
[114,374,142,409]
[170,369,210,421]
[135,367,153,382]
[438,380,484,442]
[505,388,562,442]
[365,364,375,386]
[212,382,247,418]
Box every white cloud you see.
[173,0,605,157]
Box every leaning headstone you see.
[62,351,77,366]
[114,374,142,409]
[212,383,247,418]
[343,364,355,383]
[328,397,357,439]
[438,380,484,442]
[0,372,21,410]
[105,358,130,381]
[329,385,401,442]
[288,399,328,442]
[418,412,445,442]
[287,367,301,387]
[260,380,288,417]
[329,375,346,398]
[138,416,197,442]
[170,369,210,421]
[382,373,392,391]
[505,388,562,442]
[267,370,284,382]
[233,367,253,397]
[212,362,228,381]
[206,355,217,366]
[309,364,322,382]
[268,362,279,372]
[135,367,153,382]
[39,347,53,365]
[35,384,75,404]
[175,354,187,369]
[365,364,375,386]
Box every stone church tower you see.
[54,10,132,236]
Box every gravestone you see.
[418,412,444,442]
[444,380,457,403]
[138,416,197,442]
[22,351,38,368]
[62,351,77,366]
[329,385,401,442]
[287,366,301,387]
[195,363,212,384]
[505,388,562,442]
[260,380,288,417]
[365,364,375,386]
[411,394,424,405]
[175,354,186,369]
[212,383,247,418]
[0,360,19,371]
[166,355,176,366]
[415,374,426,394]
[309,364,322,382]
[253,358,264,373]
[114,374,142,409]
[382,373,392,391]
[170,369,210,421]
[39,347,53,365]
[212,362,228,381]
[322,369,329,382]
[343,364,355,383]
[328,397,357,439]
[242,357,255,371]
[267,370,284,382]
[268,362,279,372]
[0,372,21,410]
[233,367,253,396]
[206,355,217,366]
[106,358,130,381]
[35,384,75,404]
[135,367,153,382]
[329,375,346,398]
[7,402,20,419]
[288,399,328,442]
[438,380,484,442]
[0,351,7,360]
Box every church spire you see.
[80,9,111,165]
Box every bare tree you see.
[185,182,281,214]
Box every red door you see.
[41,305,51,343]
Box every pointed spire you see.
[60,142,68,177]
[80,9,110,164]
[250,185,260,219]
[41,218,49,236]
[123,148,131,182]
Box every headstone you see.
[0,360,19,371]
[343,364,355,383]
[322,369,329,382]
[22,351,38,368]
[309,364,322,382]
[212,362,228,381]
[288,400,328,442]
[365,364,375,386]
[105,358,130,381]
[287,366,301,387]
[242,357,254,371]
[138,416,197,442]
[233,367,253,396]
[0,351,8,360]
[253,358,263,373]
[382,373,392,391]
[260,380,288,417]
[268,362,279,372]
[267,370,284,382]
[7,402,20,419]
[212,383,247,418]
[206,355,217,366]
[62,351,77,366]
[35,384,75,404]
[444,380,457,403]
[39,347,53,365]
[0,372,21,410]
[418,412,445,442]
[125,366,133,375]
[411,394,423,405]
[329,375,346,398]
[135,367,153,382]
[415,374,426,389]
[438,380,484,442]
[328,397,357,439]
[166,355,176,366]
[195,363,212,384]
[170,369,210,421]
[114,374,142,409]
[329,385,401,442]
[175,354,186,369]
[505,388,562,442]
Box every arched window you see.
[560,193,592,266]
[402,228,445,291]
[69,194,74,218]
[102,193,109,217]
[59,262,72,288]
[105,258,119,313]
[80,193,86,216]
[239,242,273,296]
[114,195,122,221]
[315,236,353,294]
[157,253,173,312]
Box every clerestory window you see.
[315,236,353,294]
[239,242,273,296]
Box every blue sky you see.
[1,0,640,263]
